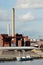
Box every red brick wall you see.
[18,40,22,46]
[0,39,3,46]
[4,42,10,47]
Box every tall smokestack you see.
[12,8,15,37]
[7,24,10,35]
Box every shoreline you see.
[0,49,43,61]
[0,57,43,62]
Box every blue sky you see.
[0,0,43,39]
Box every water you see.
[0,59,43,65]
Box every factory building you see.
[0,34,30,47]
[0,8,31,47]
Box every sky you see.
[0,0,43,39]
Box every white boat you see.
[16,56,26,61]
[16,51,33,61]
[16,55,33,61]
[21,55,33,61]
[26,55,33,60]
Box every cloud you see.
[0,9,11,21]
[18,12,35,21]
[16,0,43,8]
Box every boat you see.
[16,55,33,61]
[26,55,33,60]
[16,56,26,61]
[20,57,26,61]
[16,51,33,61]
[21,55,33,61]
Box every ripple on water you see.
[0,59,43,65]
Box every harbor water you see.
[0,59,43,65]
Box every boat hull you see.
[20,57,33,61]
[16,57,33,61]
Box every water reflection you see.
[0,59,43,65]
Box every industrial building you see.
[0,34,30,47]
[0,8,43,48]
[0,8,31,47]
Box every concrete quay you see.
[0,49,43,61]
